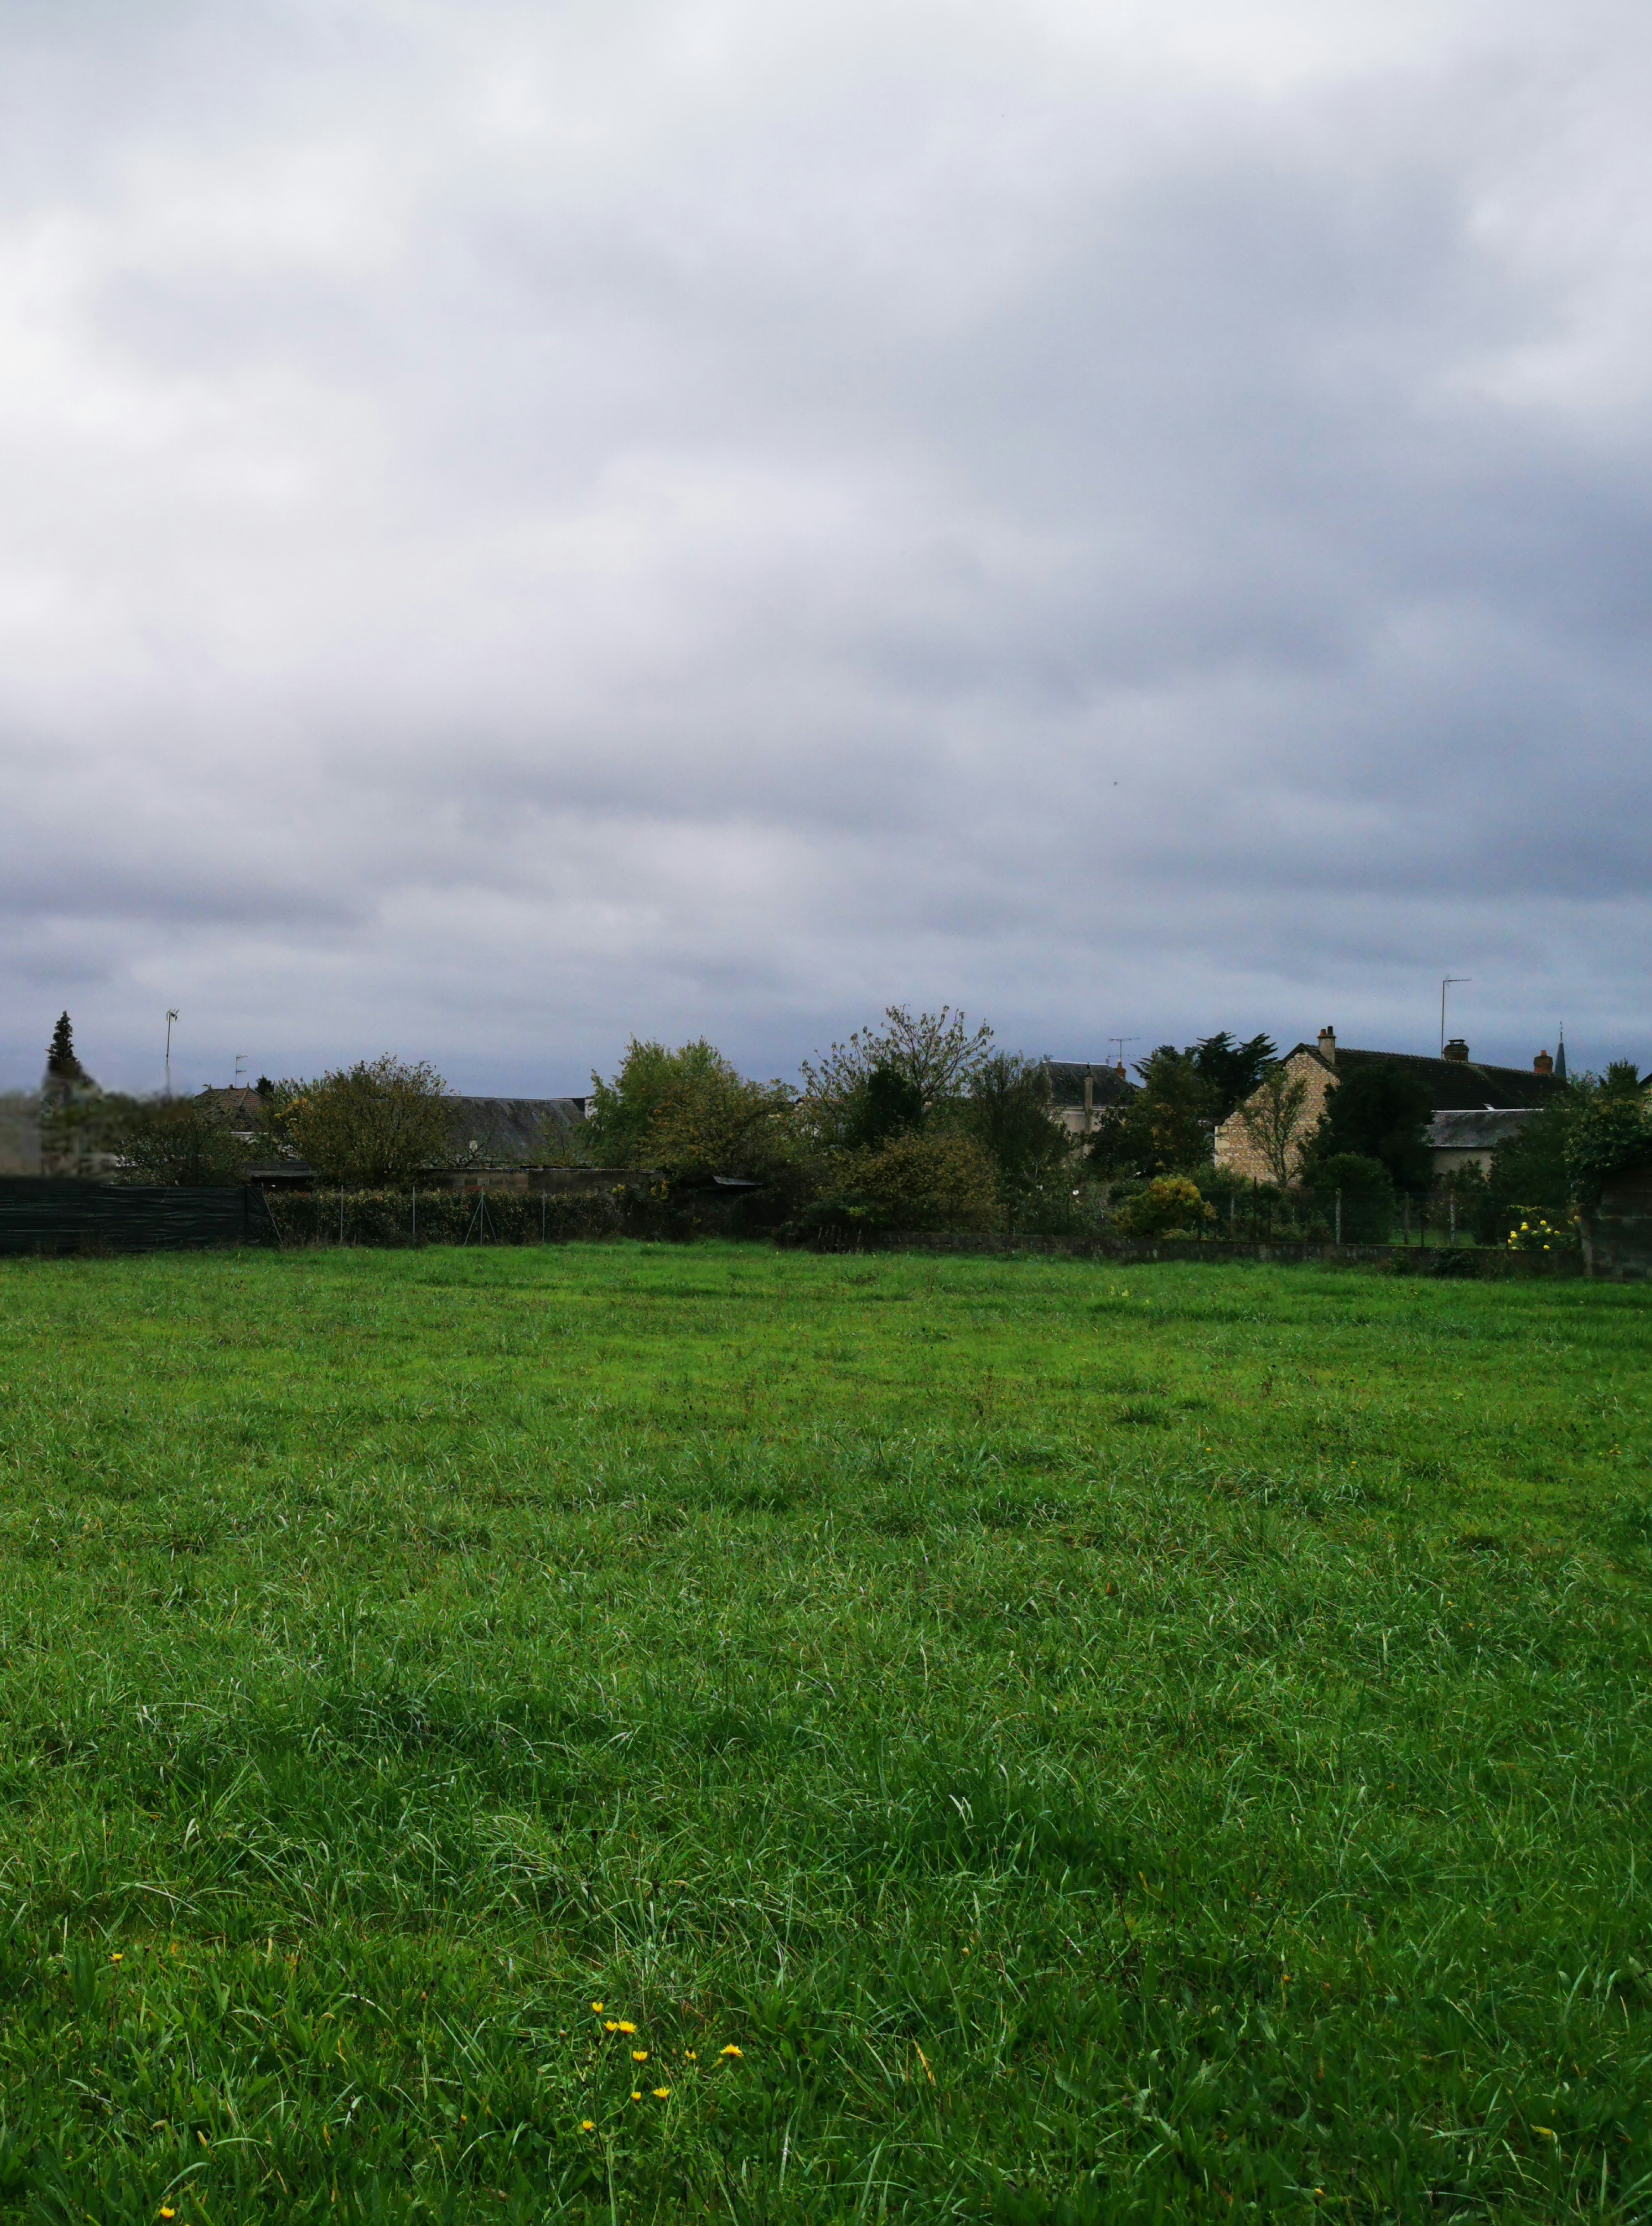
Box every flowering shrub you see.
[1110,1174,1215,1238]
[1506,1215,1575,1253]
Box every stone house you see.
[1215,1029,1564,1184]
[1041,1060,1134,1139]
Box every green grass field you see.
[0,1244,1649,2222]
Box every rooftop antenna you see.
[1440,976,1470,1055]
[234,1053,247,1089]
[1108,1035,1139,1071]
[164,1009,179,1099]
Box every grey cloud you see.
[2,0,1650,1095]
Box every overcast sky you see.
[2,0,1649,1096]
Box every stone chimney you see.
[1083,1068,1094,1117]
[1442,1037,1469,1063]
[1317,1027,1337,1064]
[1533,1049,1554,1076]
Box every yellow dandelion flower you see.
[581,2119,596,2132]
[590,2001,604,2014]
[630,2090,642,2102]
[615,2020,637,2035]
[719,2044,743,2059]
[632,2049,648,2062]
[603,2021,619,2033]
[653,2086,670,2099]
[160,2212,176,2222]
[685,2050,698,2061]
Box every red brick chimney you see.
[1442,1038,1469,1063]
[1533,1049,1554,1075]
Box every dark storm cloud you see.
[1,0,1649,1094]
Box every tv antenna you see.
[1108,1035,1139,1071]
[164,1009,179,1099]
[234,1053,248,1088]
[1440,977,1470,1055]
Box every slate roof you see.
[1290,1045,1562,1112]
[1425,1108,1539,1152]
[1040,1060,1136,1110]
[447,1096,589,1162]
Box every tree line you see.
[25,1009,1652,1245]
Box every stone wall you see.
[1213,1048,1333,1183]
[1582,1162,1652,1281]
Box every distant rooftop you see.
[1292,1039,1562,1112]
[1040,1060,1134,1110]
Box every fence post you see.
[1449,1195,1456,1244]
[339,1185,346,1247]
[1335,1188,1342,1247]
[412,1186,417,1246]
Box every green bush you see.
[1566,1091,1652,1201]
[1110,1174,1215,1237]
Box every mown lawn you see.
[0,1243,1649,2221]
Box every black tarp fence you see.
[0,1178,274,1256]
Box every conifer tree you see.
[46,1012,86,1083]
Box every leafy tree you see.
[1235,1062,1313,1186]
[840,1064,927,1151]
[1190,1031,1277,1124]
[583,1040,734,1164]
[1603,1059,1645,1097]
[960,1053,1069,1183]
[1566,1089,1652,1202]
[45,1012,88,1084]
[799,1007,994,1129]
[641,1068,799,1184]
[1309,1061,1434,1192]
[264,1057,453,1186]
[1088,1045,1212,1177]
[584,1039,799,1180]
[109,1092,256,1186]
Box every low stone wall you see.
[1582,1163,1652,1281]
